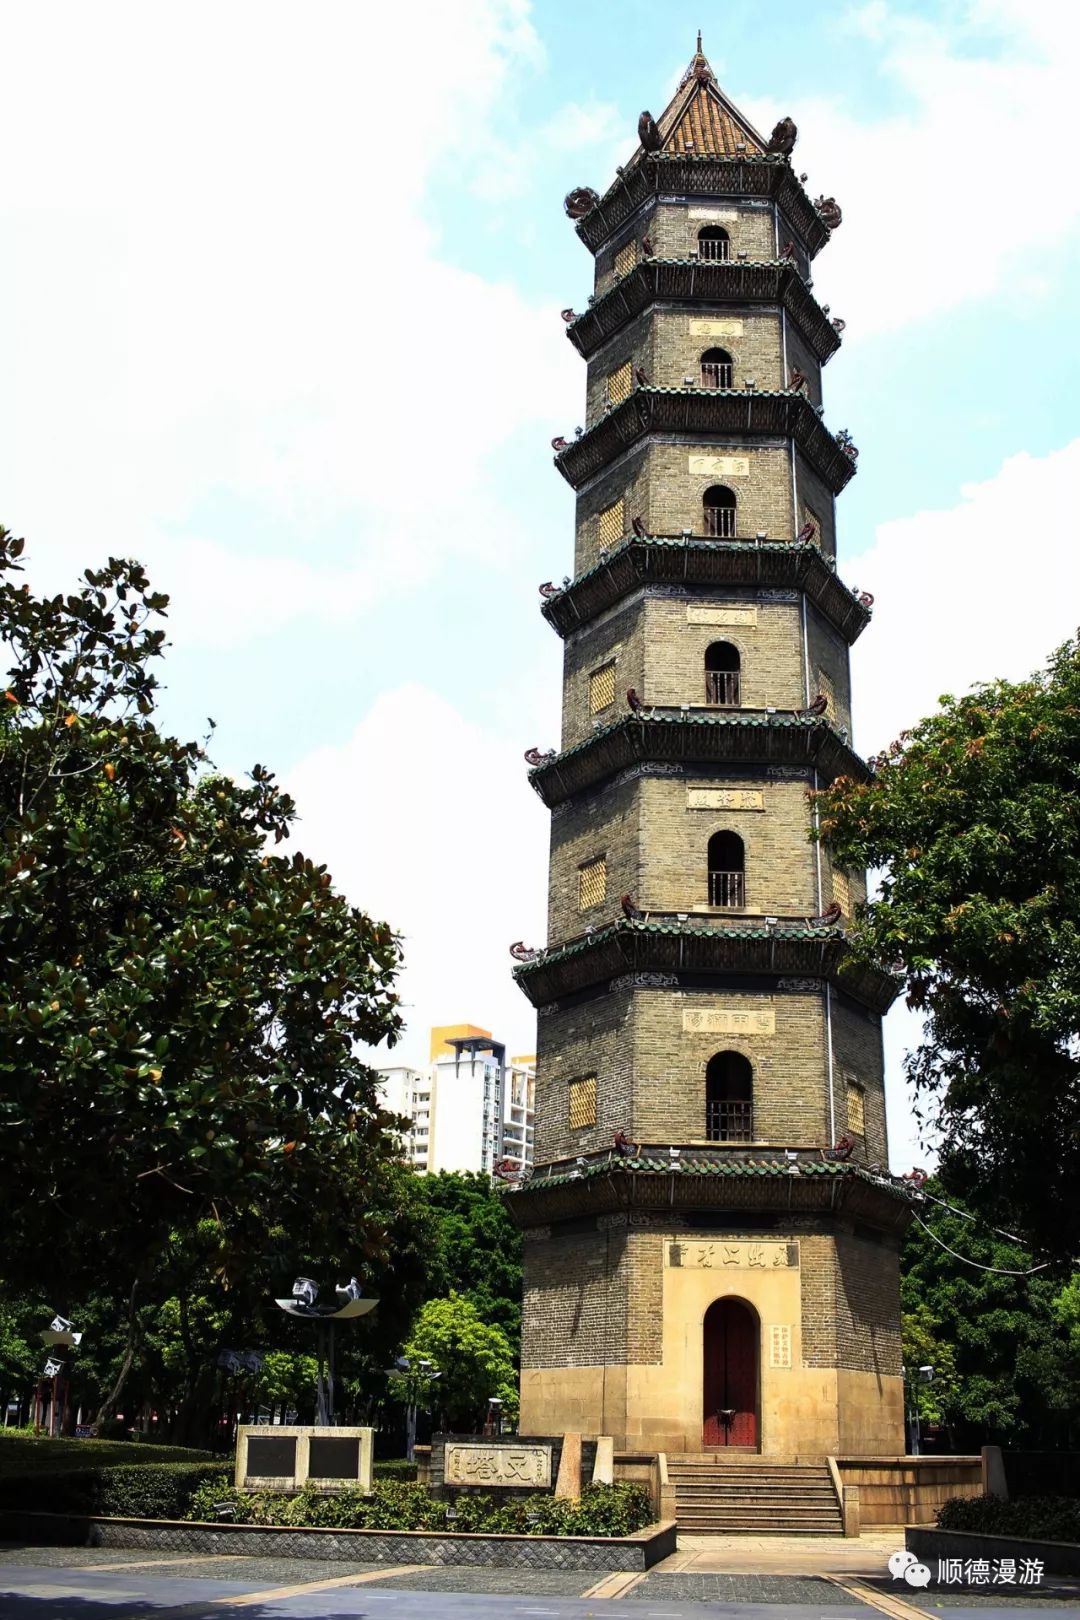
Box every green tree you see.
[411,1172,523,1344]
[815,637,1080,1257]
[398,1294,518,1431]
[901,1177,1080,1447]
[0,530,412,1427]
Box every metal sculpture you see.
[638,110,662,152]
[789,367,808,393]
[795,520,817,544]
[779,240,796,260]
[564,186,600,220]
[797,693,829,718]
[808,900,843,927]
[641,234,654,257]
[509,941,539,961]
[626,688,644,712]
[560,307,576,324]
[825,1134,856,1162]
[766,116,797,155]
[631,514,647,538]
[835,429,859,461]
[551,435,570,452]
[538,581,561,598]
[814,195,843,230]
[620,893,641,920]
[635,366,650,387]
[831,316,846,334]
[524,747,556,766]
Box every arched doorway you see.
[702,1297,759,1448]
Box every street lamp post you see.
[38,1316,83,1437]
[274,1277,377,1427]
[390,1356,441,1462]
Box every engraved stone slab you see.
[769,1324,793,1368]
[688,454,749,478]
[689,207,739,222]
[444,1443,552,1488]
[682,1006,775,1034]
[689,317,744,337]
[686,605,757,627]
[686,788,764,811]
[668,1240,798,1269]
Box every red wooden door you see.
[702,1298,758,1447]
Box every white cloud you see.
[286,683,551,1067]
[0,0,577,645]
[742,1,1080,337]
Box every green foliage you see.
[901,1177,1080,1445]
[394,1294,518,1430]
[0,1433,216,1472]
[187,1480,652,1537]
[410,1173,524,1343]
[0,1460,231,1518]
[372,1459,417,1482]
[815,638,1080,1257]
[937,1494,1080,1543]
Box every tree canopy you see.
[816,638,1080,1258]
[397,1294,519,1431]
[0,530,420,1426]
[411,1172,523,1343]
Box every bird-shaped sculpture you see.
[523,747,556,766]
[825,1134,855,1162]
[831,316,847,334]
[538,581,560,598]
[766,116,798,155]
[631,514,647,538]
[551,435,570,452]
[779,240,796,260]
[904,1167,929,1188]
[564,186,600,219]
[620,893,641,920]
[493,1157,519,1180]
[854,589,874,608]
[814,196,843,230]
[613,1129,635,1157]
[635,366,650,387]
[795,520,817,544]
[509,941,538,961]
[560,307,576,324]
[637,110,662,152]
[797,692,829,718]
[835,430,859,461]
[808,900,843,928]
[641,234,654,257]
[789,367,808,393]
[626,688,644,712]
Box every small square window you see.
[607,360,633,406]
[578,854,607,910]
[569,1075,598,1129]
[613,241,636,278]
[846,1079,865,1136]
[597,498,625,548]
[589,661,616,713]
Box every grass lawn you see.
[0,1433,218,1474]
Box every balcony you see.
[708,870,744,908]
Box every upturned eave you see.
[540,539,870,645]
[574,155,830,258]
[566,259,841,365]
[555,388,856,495]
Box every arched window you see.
[707,830,745,908]
[705,641,741,707]
[703,484,736,539]
[697,226,730,262]
[700,347,733,389]
[706,1051,753,1141]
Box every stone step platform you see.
[668,1457,843,1535]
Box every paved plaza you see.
[3,1538,1080,1620]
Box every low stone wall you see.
[836,1457,981,1527]
[908,1525,1080,1579]
[0,1510,677,1571]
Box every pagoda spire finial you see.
[696,29,702,54]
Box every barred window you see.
[589,660,616,713]
[597,498,625,548]
[569,1074,598,1129]
[578,854,607,910]
[832,865,851,918]
[607,360,633,406]
[613,240,636,278]
[846,1078,865,1136]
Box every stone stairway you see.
[667,1455,844,1535]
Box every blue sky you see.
[1,0,1078,1170]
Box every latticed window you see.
[700,347,734,389]
[705,641,741,707]
[697,226,729,261]
[607,360,633,406]
[569,1074,598,1130]
[578,854,607,910]
[706,1051,753,1141]
[832,866,851,918]
[613,240,636,278]
[703,485,736,538]
[589,660,616,714]
[708,829,745,908]
[846,1078,865,1136]
[597,498,625,548]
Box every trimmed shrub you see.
[938,1494,1080,1543]
[187,1479,653,1537]
[0,1461,232,1520]
[372,1459,417,1483]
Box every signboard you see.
[686,788,763,811]
[668,1241,798,1270]
[444,1443,552,1489]
[686,606,757,627]
[688,454,749,478]
[682,1007,775,1035]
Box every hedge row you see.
[187,1479,653,1537]
[372,1459,417,1482]
[938,1494,1080,1543]
[0,1461,232,1519]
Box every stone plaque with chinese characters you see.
[668,1240,798,1269]
[444,1443,552,1489]
[769,1324,793,1368]
[688,208,738,222]
[686,788,764,811]
[685,605,757,627]
[688,454,749,478]
[682,1007,775,1035]
[689,318,744,338]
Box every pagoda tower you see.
[506,41,911,1459]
